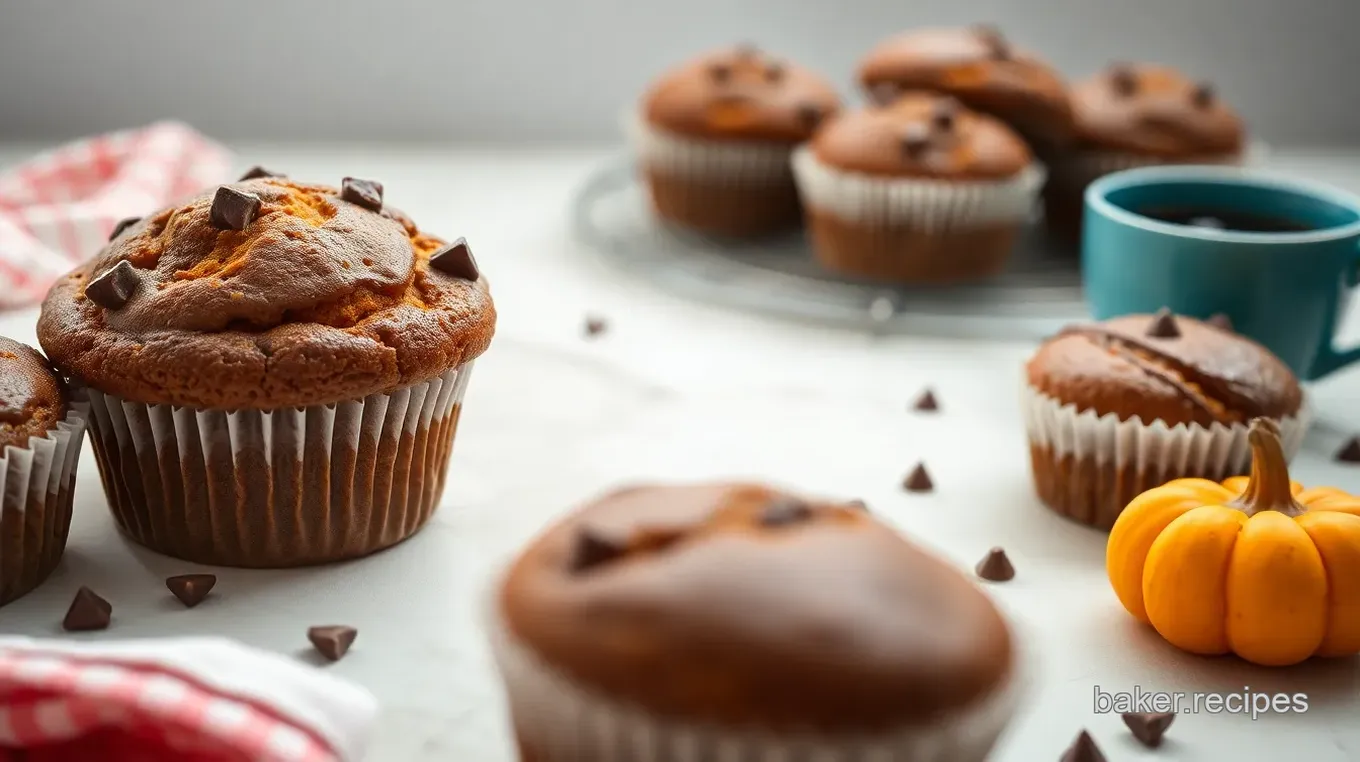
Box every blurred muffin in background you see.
[629,44,841,238]
[793,91,1043,284]
[1043,63,1246,244]
[857,25,1073,157]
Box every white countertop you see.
[4,143,1360,761]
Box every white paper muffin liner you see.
[791,146,1045,233]
[623,110,796,185]
[487,597,1023,762]
[82,364,472,568]
[0,404,88,606]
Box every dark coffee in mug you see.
[1135,206,1314,233]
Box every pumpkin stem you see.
[1229,418,1304,517]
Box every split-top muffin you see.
[38,172,496,567]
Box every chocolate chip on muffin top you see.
[642,44,842,143]
[0,338,67,451]
[498,482,1014,732]
[1070,63,1245,158]
[811,91,1033,180]
[37,176,495,410]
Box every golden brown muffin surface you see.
[857,26,1073,152]
[1026,313,1301,427]
[643,45,842,144]
[0,338,67,451]
[38,177,495,410]
[811,91,1033,180]
[499,482,1013,732]
[1070,63,1244,158]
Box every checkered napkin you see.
[0,121,231,310]
[0,636,377,761]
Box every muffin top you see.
[642,44,842,144]
[0,338,67,451]
[38,174,495,410]
[1071,63,1244,158]
[856,26,1073,152]
[811,91,1033,180]
[1027,312,1301,428]
[499,482,1014,731]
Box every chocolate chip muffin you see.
[0,337,87,606]
[1043,63,1246,244]
[37,172,496,567]
[1024,311,1306,530]
[490,482,1020,762]
[792,91,1043,283]
[857,25,1073,156]
[629,44,841,237]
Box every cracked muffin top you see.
[0,337,67,450]
[37,172,496,410]
[1026,312,1301,427]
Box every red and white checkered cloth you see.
[0,121,231,309]
[0,637,376,762]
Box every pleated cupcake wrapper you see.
[0,405,88,606]
[487,603,1022,762]
[1022,380,1309,474]
[623,111,796,186]
[792,147,1045,233]
[1044,148,1245,190]
[83,364,472,568]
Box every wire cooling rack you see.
[570,154,1088,340]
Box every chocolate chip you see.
[903,462,933,493]
[975,547,1015,582]
[796,103,824,131]
[759,496,813,527]
[109,216,140,241]
[912,389,939,412]
[1207,312,1233,331]
[209,186,261,230]
[63,587,111,632]
[583,315,608,338]
[166,574,217,608]
[307,625,358,662]
[1336,437,1360,463]
[708,62,732,83]
[238,166,280,181]
[900,123,932,159]
[972,24,1010,59]
[340,177,384,212]
[870,82,901,107]
[1191,82,1216,108]
[764,61,785,83]
[84,260,140,310]
[931,100,958,131]
[1122,711,1175,748]
[569,527,626,572]
[1060,730,1106,762]
[429,237,479,281]
[1109,65,1138,96]
[1145,307,1181,338]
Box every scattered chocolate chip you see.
[796,103,824,131]
[209,186,262,231]
[1335,437,1360,463]
[166,574,217,608]
[429,237,479,281]
[708,62,732,83]
[931,100,958,131]
[1122,711,1175,748]
[760,496,813,527]
[1191,82,1216,108]
[1145,307,1181,339]
[109,216,140,241]
[63,587,111,632]
[912,389,939,412]
[1060,730,1106,762]
[569,528,626,572]
[307,625,358,662]
[847,499,869,511]
[340,177,384,212]
[870,82,900,106]
[1207,312,1233,331]
[1109,65,1138,96]
[84,260,140,310]
[900,123,932,159]
[238,166,280,181]
[763,60,785,81]
[903,462,934,493]
[583,315,608,338]
[975,547,1015,581]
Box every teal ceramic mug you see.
[1083,165,1360,380]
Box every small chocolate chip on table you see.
[912,389,939,412]
[1060,730,1106,762]
[63,587,112,632]
[903,462,933,493]
[429,237,479,281]
[84,260,140,310]
[583,315,608,337]
[109,216,141,241]
[975,547,1015,582]
[759,496,813,527]
[340,177,384,212]
[1122,711,1175,748]
[308,625,358,662]
[209,186,262,231]
[166,574,218,608]
[1336,437,1360,463]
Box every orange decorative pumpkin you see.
[1107,418,1360,666]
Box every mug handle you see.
[1308,241,1360,379]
